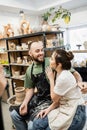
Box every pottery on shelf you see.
[41,21,51,31]
[17,57,22,64]
[9,42,16,50]
[14,71,20,77]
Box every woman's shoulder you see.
[60,70,75,81]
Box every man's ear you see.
[29,50,32,56]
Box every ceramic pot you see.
[14,71,20,77]
[17,57,22,64]
[9,42,16,50]
[15,87,25,105]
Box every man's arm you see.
[70,68,82,82]
[73,70,87,93]
[73,71,82,82]
[19,88,34,115]
[70,68,87,93]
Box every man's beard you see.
[32,56,44,63]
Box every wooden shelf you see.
[10,63,30,66]
[7,49,29,52]
[2,31,63,40]
[72,50,87,53]
[0,64,9,66]
[11,77,25,81]
[45,46,65,51]
[5,75,10,78]
[0,52,7,54]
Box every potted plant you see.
[41,8,55,31]
[42,8,54,24]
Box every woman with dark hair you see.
[33,49,86,130]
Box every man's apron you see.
[14,61,51,121]
[28,62,51,120]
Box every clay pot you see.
[17,57,22,64]
[42,21,51,31]
[14,71,20,77]
[9,42,16,50]
[15,87,25,105]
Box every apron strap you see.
[31,60,45,80]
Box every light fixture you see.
[19,10,24,16]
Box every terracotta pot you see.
[15,87,25,105]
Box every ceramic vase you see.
[15,87,25,105]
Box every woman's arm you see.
[37,98,60,118]
[46,67,61,102]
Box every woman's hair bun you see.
[66,51,74,61]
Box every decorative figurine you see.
[3,24,14,37]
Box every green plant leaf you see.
[49,7,55,12]
[52,18,56,23]
[62,14,67,18]
[42,6,71,23]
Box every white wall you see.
[0,5,87,36]
[0,11,41,36]
[68,6,87,28]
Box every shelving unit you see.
[0,31,64,95]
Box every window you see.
[69,26,87,50]
[68,26,87,66]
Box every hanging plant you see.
[42,6,71,24]
[52,6,71,24]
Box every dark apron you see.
[14,61,52,121]
[28,62,51,120]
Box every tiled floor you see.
[2,101,15,130]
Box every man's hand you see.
[19,102,28,115]
[78,82,87,94]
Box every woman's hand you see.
[36,108,50,118]
[45,67,55,81]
